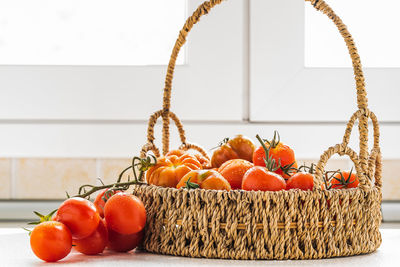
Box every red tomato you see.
[218,159,254,189]
[94,189,121,218]
[242,166,286,191]
[253,132,297,179]
[286,172,314,191]
[73,219,108,255]
[104,192,146,235]
[56,197,100,239]
[107,228,144,252]
[331,171,359,189]
[30,221,72,262]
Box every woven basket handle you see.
[160,0,370,163]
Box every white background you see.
[0,0,398,160]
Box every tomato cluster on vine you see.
[29,191,146,262]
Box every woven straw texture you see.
[132,0,383,260]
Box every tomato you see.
[30,221,72,262]
[56,197,100,239]
[104,192,146,235]
[218,159,254,189]
[286,172,314,191]
[73,219,108,255]
[211,135,255,168]
[242,166,286,191]
[194,153,211,169]
[211,143,239,168]
[146,151,202,188]
[253,132,297,179]
[94,189,121,218]
[107,228,144,252]
[227,134,255,162]
[176,169,231,191]
[201,175,231,191]
[331,171,359,189]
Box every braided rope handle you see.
[141,0,381,190]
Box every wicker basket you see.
[131,0,382,260]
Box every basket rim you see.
[132,183,381,197]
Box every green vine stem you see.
[72,155,157,199]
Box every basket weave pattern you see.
[132,0,383,260]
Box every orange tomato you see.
[218,159,254,189]
[176,170,231,191]
[211,143,239,168]
[253,132,297,179]
[211,135,255,168]
[331,171,359,189]
[30,221,72,262]
[194,153,211,169]
[242,166,286,191]
[146,151,202,188]
[286,172,314,191]
[227,135,255,162]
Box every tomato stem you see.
[255,134,280,172]
[72,155,157,199]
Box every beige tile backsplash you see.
[0,157,399,200]
[14,159,96,199]
[0,158,11,199]
[98,158,133,185]
[381,160,400,201]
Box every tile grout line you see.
[10,158,16,199]
[95,158,102,186]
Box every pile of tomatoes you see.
[29,191,146,262]
[147,132,359,192]
[29,131,359,263]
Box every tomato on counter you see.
[30,221,72,262]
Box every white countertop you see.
[0,228,399,266]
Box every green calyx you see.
[256,134,280,172]
[331,167,356,189]
[23,209,58,236]
[264,130,280,149]
[183,177,200,189]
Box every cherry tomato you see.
[253,132,297,179]
[218,159,254,189]
[104,192,146,235]
[107,228,144,252]
[286,172,314,191]
[331,171,359,189]
[242,166,286,191]
[94,189,121,218]
[30,221,72,262]
[73,219,108,255]
[56,197,100,239]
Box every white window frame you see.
[0,0,245,122]
[250,0,400,123]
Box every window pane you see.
[0,0,186,65]
[305,0,400,68]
